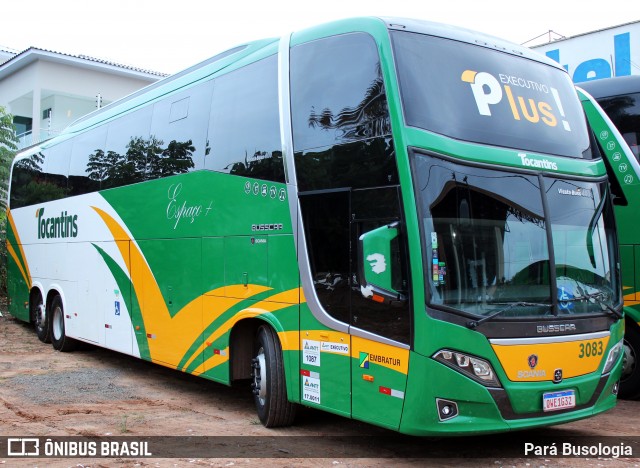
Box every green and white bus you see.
[578,75,640,398]
[6,17,625,435]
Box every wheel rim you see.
[621,339,636,382]
[253,346,267,406]
[35,303,46,331]
[52,305,64,341]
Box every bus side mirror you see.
[358,221,407,306]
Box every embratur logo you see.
[359,352,369,369]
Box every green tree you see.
[0,106,18,297]
[0,106,18,210]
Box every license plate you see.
[543,390,576,412]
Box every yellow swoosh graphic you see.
[6,209,31,287]
[93,206,205,367]
[91,205,302,376]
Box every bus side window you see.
[598,93,640,161]
[97,106,153,189]
[150,80,213,173]
[594,137,628,206]
[69,126,106,196]
[206,55,284,183]
[42,141,72,200]
[290,32,396,191]
[10,152,44,209]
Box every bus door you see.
[299,189,352,418]
[299,187,411,429]
[350,186,411,430]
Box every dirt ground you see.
[1,310,640,468]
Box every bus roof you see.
[578,75,640,99]
[379,17,562,69]
[13,16,567,163]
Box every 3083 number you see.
[578,341,603,358]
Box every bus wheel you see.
[251,325,296,427]
[619,322,640,399]
[31,292,50,343]
[50,296,77,352]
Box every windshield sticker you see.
[461,70,571,132]
[557,187,593,198]
[432,233,441,285]
[438,262,446,286]
[558,286,575,312]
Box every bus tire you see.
[251,325,296,427]
[50,295,77,352]
[31,291,50,343]
[619,320,640,399]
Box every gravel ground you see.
[2,309,640,467]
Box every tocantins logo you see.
[36,207,79,239]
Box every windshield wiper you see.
[560,291,623,320]
[586,192,607,268]
[466,301,553,329]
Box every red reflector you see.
[300,369,310,376]
[379,386,391,395]
[372,294,385,303]
[214,349,220,355]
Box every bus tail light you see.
[433,349,501,388]
[602,339,624,375]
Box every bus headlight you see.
[602,339,624,375]
[433,349,501,388]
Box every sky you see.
[1,0,636,75]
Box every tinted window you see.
[300,186,410,344]
[206,55,284,182]
[292,32,408,343]
[69,126,106,196]
[87,107,153,189]
[9,141,73,209]
[300,190,351,324]
[392,31,593,159]
[10,152,45,208]
[150,80,213,171]
[597,92,640,160]
[413,153,551,316]
[547,180,620,313]
[350,187,410,343]
[291,32,396,191]
[42,141,71,198]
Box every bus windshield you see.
[391,30,593,159]
[413,152,620,319]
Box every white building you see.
[0,48,15,65]
[532,21,640,83]
[0,47,166,149]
